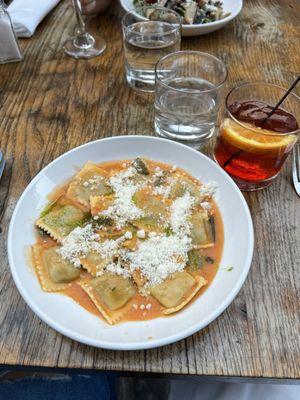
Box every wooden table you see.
[0,0,299,381]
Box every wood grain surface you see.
[0,0,299,378]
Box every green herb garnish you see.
[131,158,149,175]
[164,226,173,236]
[97,215,114,226]
[187,249,203,271]
[222,266,234,272]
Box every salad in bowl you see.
[133,0,229,25]
[120,0,243,36]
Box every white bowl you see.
[120,0,243,36]
[8,136,253,350]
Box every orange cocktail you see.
[214,84,300,191]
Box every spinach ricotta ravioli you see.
[32,158,224,324]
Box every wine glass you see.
[64,0,106,59]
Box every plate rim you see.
[7,135,254,351]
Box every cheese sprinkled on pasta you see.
[170,192,195,235]
[100,166,145,228]
[58,224,125,267]
[54,164,217,288]
[125,233,192,287]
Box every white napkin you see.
[7,0,60,38]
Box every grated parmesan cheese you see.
[170,192,195,235]
[58,224,127,268]
[105,259,130,278]
[124,231,133,240]
[199,182,217,198]
[125,233,192,287]
[200,201,211,211]
[100,167,144,228]
[137,229,146,239]
[83,175,105,188]
[58,224,98,266]
[55,163,218,289]
[148,232,157,238]
[152,176,175,197]
[122,191,195,287]
[154,167,164,177]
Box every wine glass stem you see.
[73,0,86,35]
[64,0,106,58]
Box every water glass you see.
[122,7,182,93]
[154,51,227,146]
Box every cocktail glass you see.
[214,82,300,191]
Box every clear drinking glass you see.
[64,0,106,59]
[214,82,300,191]
[122,7,182,93]
[154,51,227,147]
[0,2,23,64]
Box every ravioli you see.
[32,245,81,292]
[80,251,112,277]
[189,212,215,248]
[186,249,204,273]
[163,275,207,315]
[66,163,112,208]
[150,271,195,308]
[90,195,114,216]
[32,158,222,325]
[36,203,88,242]
[132,189,170,232]
[168,175,201,201]
[81,274,136,324]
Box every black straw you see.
[222,76,300,169]
[222,149,242,168]
[260,76,300,126]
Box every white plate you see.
[120,0,243,36]
[8,136,253,350]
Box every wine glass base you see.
[64,36,106,59]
